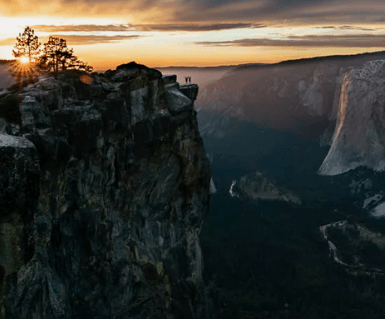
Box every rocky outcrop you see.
[319,60,385,175]
[236,171,300,204]
[0,62,212,318]
[180,84,199,101]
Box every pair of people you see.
[185,76,192,84]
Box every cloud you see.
[194,34,385,48]
[30,23,266,33]
[316,25,377,31]
[171,0,385,25]
[0,38,18,46]
[47,35,144,45]
[0,0,166,18]
[2,0,385,26]
[0,35,143,47]
[32,24,135,32]
[134,23,266,31]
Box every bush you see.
[0,93,22,124]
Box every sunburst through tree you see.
[9,59,43,91]
[10,26,42,90]
[9,27,94,91]
[12,26,41,63]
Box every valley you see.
[197,110,385,318]
[193,52,385,317]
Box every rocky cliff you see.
[319,60,385,175]
[196,52,385,176]
[0,62,212,318]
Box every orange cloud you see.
[43,35,144,45]
[0,38,17,46]
[0,35,144,47]
[31,23,267,33]
[195,34,385,48]
[1,0,385,26]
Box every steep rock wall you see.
[0,62,212,319]
[319,60,385,175]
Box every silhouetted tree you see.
[39,37,93,77]
[10,26,42,90]
[9,29,93,90]
[12,26,41,63]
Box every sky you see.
[1,0,385,70]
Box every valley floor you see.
[197,110,385,319]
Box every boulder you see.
[164,88,193,114]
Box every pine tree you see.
[39,37,93,77]
[12,26,41,63]
[10,27,42,90]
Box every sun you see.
[20,56,29,64]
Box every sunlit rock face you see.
[319,60,385,176]
[0,62,212,319]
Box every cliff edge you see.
[0,62,212,318]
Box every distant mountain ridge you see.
[197,51,385,126]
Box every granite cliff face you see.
[0,62,212,318]
[319,60,385,175]
[196,52,385,134]
[196,52,385,177]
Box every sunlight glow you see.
[20,56,29,63]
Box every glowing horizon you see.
[1,1,385,70]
